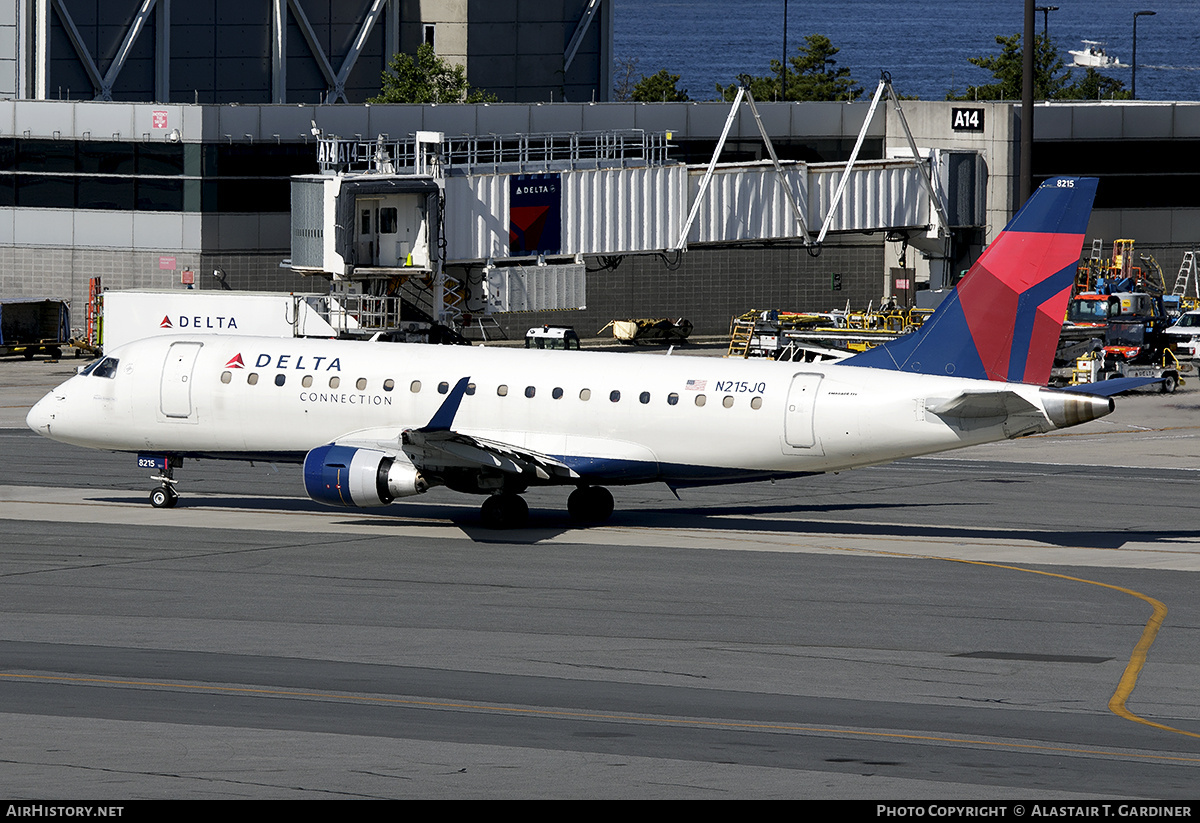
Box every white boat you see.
[1069,40,1123,69]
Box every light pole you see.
[1132,10,1156,100]
[781,0,788,101]
[1034,5,1059,39]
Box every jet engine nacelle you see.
[303,444,428,508]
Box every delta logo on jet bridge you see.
[159,314,240,331]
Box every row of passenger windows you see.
[219,370,765,410]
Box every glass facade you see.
[0,139,316,213]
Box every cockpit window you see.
[87,357,119,378]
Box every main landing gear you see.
[477,485,615,529]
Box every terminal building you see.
[0,1,1196,339]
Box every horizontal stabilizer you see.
[926,390,1039,419]
[1059,377,1161,396]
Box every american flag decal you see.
[685,379,706,390]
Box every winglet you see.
[418,376,471,432]
[843,177,1098,386]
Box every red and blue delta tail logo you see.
[844,177,1098,386]
[225,353,245,369]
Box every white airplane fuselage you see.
[27,334,1108,487]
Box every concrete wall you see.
[474,239,885,340]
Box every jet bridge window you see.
[379,208,398,234]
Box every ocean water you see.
[613,0,1199,102]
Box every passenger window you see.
[497,384,508,396]
[383,379,394,391]
[410,380,421,393]
[694,393,706,407]
[750,396,763,410]
[357,378,368,390]
[552,387,564,399]
[579,388,591,401]
[525,386,536,398]
[466,382,476,396]
[302,375,313,388]
[610,390,621,402]
[248,373,259,386]
[438,381,449,394]
[639,391,650,404]
[220,371,232,384]
[667,392,679,406]
[329,376,340,389]
[275,374,286,387]
[722,396,734,408]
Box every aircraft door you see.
[783,373,822,450]
[160,341,202,419]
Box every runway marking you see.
[833,545,1198,743]
[3,671,1199,765]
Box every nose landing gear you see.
[140,454,182,508]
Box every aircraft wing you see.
[400,428,579,481]
[332,375,579,483]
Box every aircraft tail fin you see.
[843,177,1098,385]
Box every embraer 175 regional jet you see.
[29,177,1115,528]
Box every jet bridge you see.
[289,121,983,330]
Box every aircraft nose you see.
[26,392,58,436]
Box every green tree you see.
[371,43,496,104]
[718,34,863,102]
[1060,67,1132,100]
[632,69,690,102]
[947,33,1128,101]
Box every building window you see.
[424,24,436,50]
